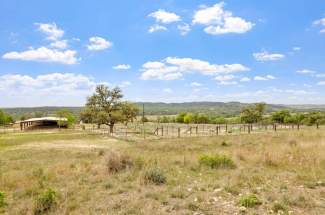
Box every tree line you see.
[1,87,325,129]
[154,103,325,126]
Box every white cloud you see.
[113,64,131,70]
[292,47,301,51]
[118,81,131,88]
[296,69,316,74]
[219,81,238,85]
[178,23,191,35]
[313,17,325,33]
[2,47,78,64]
[254,75,275,81]
[193,2,254,35]
[149,9,181,24]
[316,73,325,78]
[253,51,285,61]
[35,22,64,41]
[87,37,112,51]
[190,82,202,87]
[240,77,250,82]
[163,88,173,93]
[50,40,68,49]
[140,57,249,80]
[317,81,325,85]
[148,24,167,33]
[215,74,235,81]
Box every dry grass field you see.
[1,128,325,214]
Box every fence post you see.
[178,127,181,138]
[248,124,251,134]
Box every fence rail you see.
[0,123,321,140]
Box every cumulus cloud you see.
[240,77,251,82]
[140,57,249,80]
[149,9,181,24]
[192,2,254,35]
[87,37,112,51]
[163,88,173,93]
[292,47,301,51]
[2,47,78,64]
[190,82,202,87]
[313,17,325,33]
[178,23,191,35]
[254,75,275,81]
[253,51,285,61]
[0,73,105,106]
[318,81,325,85]
[118,81,131,88]
[113,64,131,70]
[50,40,68,49]
[296,69,316,74]
[35,22,64,41]
[148,24,167,33]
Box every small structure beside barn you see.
[19,117,68,130]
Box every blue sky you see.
[0,0,325,107]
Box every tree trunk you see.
[109,123,114,134]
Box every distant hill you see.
[2,102,314,120]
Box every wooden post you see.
[196,126,198,135]
[178,127,180,138]
[297,124,300,130]
[216,126,218,135]
[225,124,228,133]
[248,124,251,134]
[317,123,319,129]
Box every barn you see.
[19,117,68,130]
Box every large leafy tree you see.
[0,110,14,126]
[240,103,266,124]
[81,85,138,132]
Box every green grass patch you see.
[199,154,236,169]
[144,168,166,185]
[239,194,262,208]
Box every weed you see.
[0,191,6,208]
[239,194,262,208]
[34,188,58,215]
[187,203,199,211]
[221,141,230,146]
[106,151,133,174]
[199,154,236,169]
[98,149,105,156]
[143,168,166,185]
[272,201,288,213]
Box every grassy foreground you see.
[1,129,325,214]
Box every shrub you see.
[106,151,133,174]
[0,191,6,208]
[272,201,288,213]
[221,141,230,146]
[144,168,166,185]
[34,188,58,215]
[239,194,261,208]
[199,154,236,169]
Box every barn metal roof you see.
[22,117,68,122]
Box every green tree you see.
[271,110,291,123]
[176,112,186,123]
[82,84,138,133]
[184,113,195,124]
[120,102,139,125]
[240,103,266,123]
[0,110,13,126]
[56,109,75,128]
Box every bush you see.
[34,188,58,215]
[272,201,288,213]
[0,191,6,208]
[239,194,261,208]
[144,168,166,185]
[106,151,133,174]
[199,154,236,169]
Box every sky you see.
[0,0,325,107]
